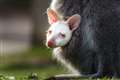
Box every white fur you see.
[46,21,72,47]
[46,20,80,74]
[47,2,81,74]
[53,47,80,74]
[50,0,63,12]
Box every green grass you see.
[0,46,66,80]
[0,46,119,80]
[0,65,66,80]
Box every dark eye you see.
[59,33,66,38]
[49,30,52,34]
[46,30,52,34]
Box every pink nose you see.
[47,40,54,48]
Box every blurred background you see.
[0,0,66,79]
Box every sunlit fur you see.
[53,47,80,74]
[46,21,72,47]
[50,0,63,12]
[49,0,81,75]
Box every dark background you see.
[0,0,66,79]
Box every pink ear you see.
[47,8,58,24]
[66,14,81,31]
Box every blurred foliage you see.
[0,65,66,80]
[0,46,53,67]
[0,46,118,79]
[0,46,66,80]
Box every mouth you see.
[46,42,57,48]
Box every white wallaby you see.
[46,8,81,48]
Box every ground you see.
[0,46,118,80]
[0,46,66,80]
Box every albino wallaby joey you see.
[46,8,81,48]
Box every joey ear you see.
[47,8,58,24]
[66,14,81,31]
